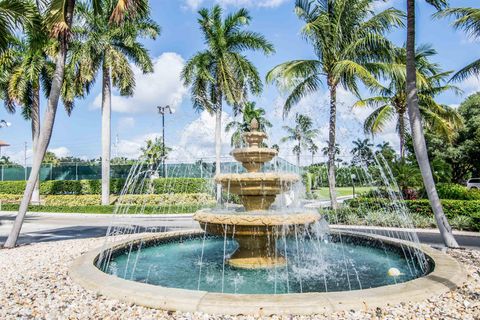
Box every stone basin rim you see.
[69,229,467,316]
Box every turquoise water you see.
[102,236,428,294]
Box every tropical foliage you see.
[281,113,318,166]
[267,0,404,208]
[225,102,272,147]
[182,5,274,186]
[140,137,171,166]
[354,45,462,158]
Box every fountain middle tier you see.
[193,209,321,269]
[215,172,299,211]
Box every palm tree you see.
[281,113,318,167]
[435,8,480,82]
[140,137,171,166]
[74,1,159,205]
[354,45,462,158]
[181,5,274,201]
[225,101,272,147]
[351,138,374,165]
[4,0,149,248]
[267,0,404,209]
[308,142,318,165]
[405,0,458,247]
[376,141,396,163]
[0,7,86,204]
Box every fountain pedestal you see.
[194,119,320,269]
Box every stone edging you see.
[69,230,467,316]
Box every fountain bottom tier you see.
[193,209,321,269]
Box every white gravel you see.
[0,238,479,319]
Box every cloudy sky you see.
[1,0,479,166]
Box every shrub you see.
[0,178,211,195]
[450,215,475,231]
[0,203,211,214]
[0,193,215,207]
[434,183,480,200]
[346,197,480,231]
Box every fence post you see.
[50,164,53,180]
[75,162,78,180]
[1,165,3,181]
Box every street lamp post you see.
[157,105,172,178]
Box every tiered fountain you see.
[69,118,466,315]
[193,119,320,269]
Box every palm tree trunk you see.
[3,0,75,248]
[297,140,301,167]
[215,97,222,204]
[398,111,406,159]
[31,84,40,205]
[101,62,111,206]
[406,0,458,248]
[327,83,338,209]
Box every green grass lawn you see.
[313,187,374,200]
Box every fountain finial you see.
[250,118,259,132]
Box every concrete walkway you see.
[1,211,479,249]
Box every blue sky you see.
[1,0,479,165]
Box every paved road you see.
[1,211,479,249]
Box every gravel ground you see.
[0,237,479,319]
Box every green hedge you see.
[0,193,216,206]
[0,203,209,214]
[345,198,480,231]
[434,183,480,200]
[0,178,211,195]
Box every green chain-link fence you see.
[0,157,300,181]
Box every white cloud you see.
[169,110,234,162]
[459,75,480,96]
[184,0,289,10]
[116,132,162,159]
[117,117,135,131]
[3,148,32,166]
[92,52,187,114]
[370,0,395,12]
[49,147,71,158]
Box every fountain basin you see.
[231,147,277,173]
[215,173,299,211]
[193,209,321,269]
[70,230,466,315]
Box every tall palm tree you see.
[354,45,462,159]
[267,0,404,209]
[5,0,149,248]
[308,142,318,165]
[281,113,318,167]
[181,5,274,201]
[225,101,272,147]
[405,0,458,247]
[74,1,159,205]
[0,7,86,204]
[436,7,480,82]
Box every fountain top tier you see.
[215,118,299,211]
[231,118,278,173]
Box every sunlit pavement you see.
[1,211,479,249]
